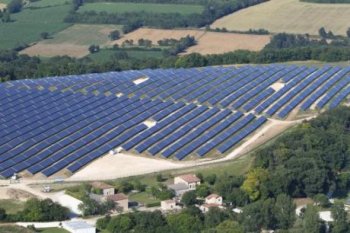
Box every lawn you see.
[0,226,34,233]
[0,4,71,49]
[78,2,204,15]
[38,228,69,233]
[129,191,160,205]
[0,199,25,214]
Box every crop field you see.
[0,4,71,49]
[21,24,122,58]
[78,2,204,15]
[211,0,350,36]
[117,28,270,54]
[185,31,270,54]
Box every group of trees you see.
[64,0,266,33]
[0,198,69,222]
[252,106,350,199]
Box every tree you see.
[156,174,163,182]
[109,30,120,41]
[88,45,100,54]
[204,207,228,228]
[96,215,111,230]
[331,203,349,233]
[302,205,323,233]
[167,211,203,233]
[274,194,296,229]
[175,53,207,68]
[40,32,49,40]
[196,184,211,198]
[0,208,6,220]
[205,174,217,185]
[7,0,22,13]
[347,28,350,38]
[181,190,197,207]
[214,220,244,233]
[313,194,330,208]
[107,214,134,233]
[241,168,269,201]
[319,27,328,38]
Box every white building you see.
[161,199,178,211]
[91,181,115,196]
[62,221,95,233]
[205,194,223,205]
[174,174,201,190]
[200,194,224,213]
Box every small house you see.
[107,193,129,211]
[205,194,223,206]
[62,221,95,233]
[174,174,201,190]
[161,199,177,211]
[200,194,224,213]
[91,181,115,196]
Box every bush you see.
[146,202,161,208]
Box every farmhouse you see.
[167,183,190,196]
[174,174,201,190]
[91,181,115,196]
[200,194,224,213]
[107,193,129,211]
[62,221,95,233]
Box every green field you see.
[0,0,10,4]
[88,48,164,62]
[0,4,71,49]
[78,2,204,15]
[38,228,69,233]
[43,24,122,46]
[27,0,71,8]
[0,199,25,214]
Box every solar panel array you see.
[1,64,350,178]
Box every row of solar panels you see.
[2,64,350,178]
[0,88,268,177]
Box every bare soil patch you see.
[21,43,89,58]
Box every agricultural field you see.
[185,31,270,54]
[0,3,71,49]
[77,2,204,15]
[21,24,122,58]
[116,28,270,55]
[211,0,350,36]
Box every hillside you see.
[211,0,350,36]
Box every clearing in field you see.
[21,24,122,58]
[116,28,270,54]
[211,0,350,36]
[78,2,204,15]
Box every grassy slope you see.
[42,24,123,46]
[38,228,69,233]
[88,49,164,63]
[0,226,34,233]
[78,2,204,15]
[0,4,71,49]
[28,0,71,8]
[211,0,350,36]
[0,199,25,214]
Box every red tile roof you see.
[178,174,200,183]
[91,181,114,190]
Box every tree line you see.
[65,0,266,33]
